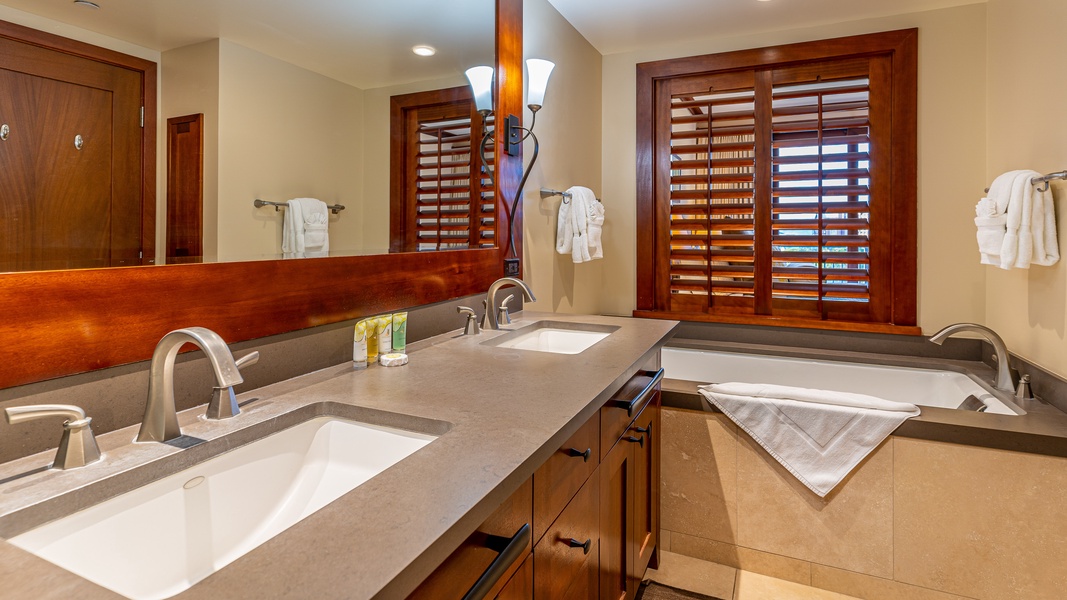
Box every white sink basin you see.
[485,322,619,354]
[9,417,436,600]
[496,328,610,354]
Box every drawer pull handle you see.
[463,523,531,600]
[566,537,592,555]
[610,369,664,417]
[566,447,592,462]
[632,423,652,442]
[624,435,644,448]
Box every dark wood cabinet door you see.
[599,438,634,600]
[534,473,599,600]
[630,395,660,585]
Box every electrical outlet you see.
[504,258,520,276]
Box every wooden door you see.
[0,20,154,271]
[0,68,35,272]
[166,114,204,260]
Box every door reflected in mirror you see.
[0,0,495,272]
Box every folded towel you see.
[282,198,329,253]
[981,170,1060,269]
[1031,183,1060,266]
[555,186,603,263]
[700,382,920,497]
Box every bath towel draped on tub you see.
[699,382,920,497]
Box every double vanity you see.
[0,311,677,599]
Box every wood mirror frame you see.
[0,0,523,389]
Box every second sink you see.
[483,321,619,354]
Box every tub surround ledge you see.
[0,312,678,600]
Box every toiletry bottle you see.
[392,312,407,353]
[367,317,380,363]
[377,317,392,363]
[353,319,369,369]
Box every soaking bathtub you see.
[661,347,1024,416]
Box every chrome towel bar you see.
[254,198,345,214]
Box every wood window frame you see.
[634,29,919,335]
[389,86,494,253]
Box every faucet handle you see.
[496,294,515,326]
[4,404,102,470]
[458,306,481,336]
[206,350,260,420]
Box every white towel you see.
[282,198,330,254]
[979,171,1060,269]
[700,382,920,497]
[555,186,604,263]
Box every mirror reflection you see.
[0,0,495,272]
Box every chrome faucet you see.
[4,404,102,470]
[929,323,1014,393]
[482,277,536,330]
[136,327,245,443]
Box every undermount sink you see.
[484,321,619,354]
[9,416,437,600]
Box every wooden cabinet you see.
[409,368,662,600]
[408,479,532,600]
[599,371,662,600]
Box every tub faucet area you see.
[136,327,246,443]
[929,323,1015,393]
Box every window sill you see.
[632,310,922,336]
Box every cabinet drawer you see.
[534,471,599,600]
[533,411,599,541]
[409,478,532,600]
[600,369,663,460]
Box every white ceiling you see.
[0,0,494,89]
[544,0,983,55]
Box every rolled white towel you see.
[975,198,998,218]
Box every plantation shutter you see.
[649,52,902,326]
[412,110,495,251]
[768,59,887,321]
[391,87,495,252]
[662,71,759,314]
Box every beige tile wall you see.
[662,407,1067,600]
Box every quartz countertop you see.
[0,312,678,600]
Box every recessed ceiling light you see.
[412,45,436,57]
[73,0,100,8]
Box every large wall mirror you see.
[0,0,496,271]
[0,0,524,388]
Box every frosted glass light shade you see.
[465,66,494,113]
[526,59,555,108]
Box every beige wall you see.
[161,40,221,260]
[596,4,989,333]
[984,0,1067,375]
[523,0,604,314]
[216,39,364,260]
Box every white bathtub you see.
[662,347,1023,416]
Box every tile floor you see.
[646,551,863,600]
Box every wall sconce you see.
[465,59,555,271]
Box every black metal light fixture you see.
[465,59,555,274]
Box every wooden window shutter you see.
[390,87,495,252]
[636,30,918,333]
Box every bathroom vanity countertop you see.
[663,338,1067,458]
[0,312,678,600]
